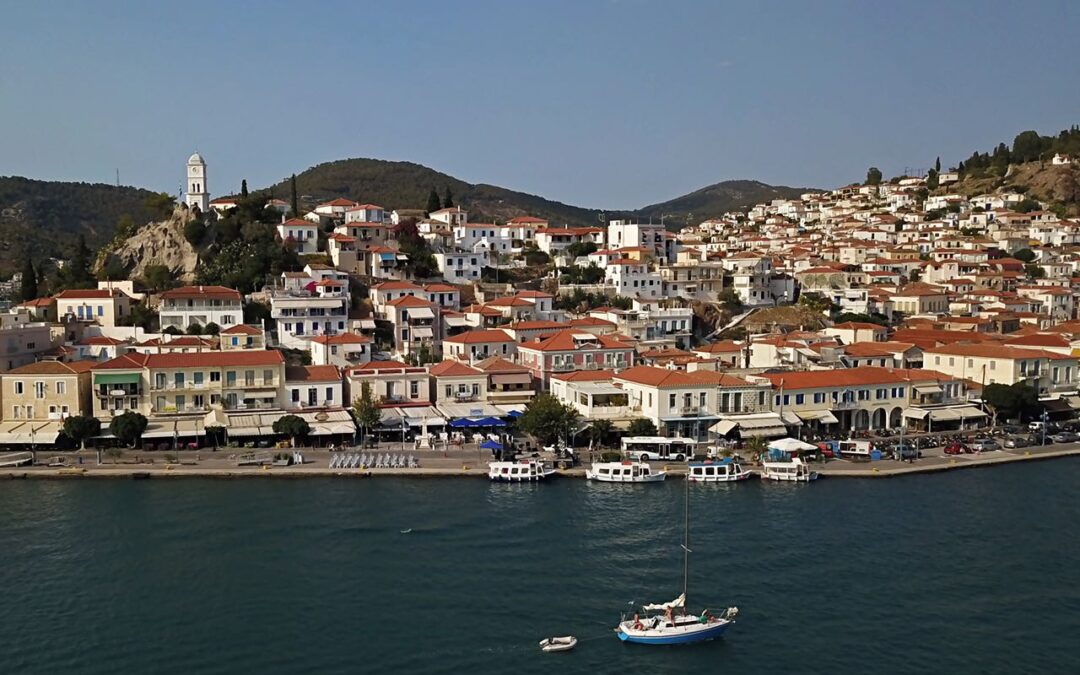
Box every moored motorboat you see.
[539,636,577,652]
[488,458,555,482]
[687,458,750,482]
[586,460,666,483]
[760,456,818,482]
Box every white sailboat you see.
[614,482,738,644]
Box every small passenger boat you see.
[487,458,555,482]
[687,458,750,482]
[586,460,666,483]
[760,456,818,482]
[539,636,577,652]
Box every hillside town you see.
[2,150,1080,466]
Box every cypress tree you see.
[290,174,299,216]
[426,188,441,215]
[934,156,941,172]
[442,187,454,209]
[241,179,249,198]
[19,258,37,302]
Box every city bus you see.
[620,436,697,462]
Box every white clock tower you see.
[185,152,209,212]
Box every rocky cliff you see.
[98,206,202,282]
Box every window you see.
[34,381,45,399]
[410,380,419,398]
[56,381,66,395]
[795,394,805,405]
[14,381,23,395]
[813,392,825,404]
[292,389,300,403]
[783,395,790,406]
[326,387,334,402]
[193,372,204,385]
[226,371,237,387]
[263,369,274,385]
[669,394,677,408]
[210,371,221,383]
[175,372,185,388]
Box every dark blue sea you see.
[2,461,1079,674]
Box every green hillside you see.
[0,177,159,277]
[268,158,811,228]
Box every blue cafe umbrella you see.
[479,439,503,450]
[476,417,507,427]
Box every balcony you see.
[832,399,859,410]
[676,405,711,416]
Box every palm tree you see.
[744,435,768,464]
[589,419,614,449]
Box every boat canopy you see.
[643,593,685,611]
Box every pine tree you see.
[290,174,299,216]
[19,258,37,302]
[426,188,441,215]
[241,179,249,198]
[442,187,454,209]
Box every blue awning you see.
[480,439,503,450]
[475,417,507,427]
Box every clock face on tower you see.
[191,167,200,176]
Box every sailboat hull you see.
[616,619,732,645]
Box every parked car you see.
[1029,420,1054,433]
[944,442,968,455]
[888,443,919,461]
[1049,431,1080,444]
[1003,436,1030,449]
[969,438,1000,452]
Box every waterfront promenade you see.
[2,440,1078,479]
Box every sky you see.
[1,0,1078,209]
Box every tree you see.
[55,235,95,290]
[186,323,205,335]
[589,419,614,448]
[98,256,129,282]
[184,219,207,246]
[62,415,101,453]
[627,418,657,437]
[517,394,581,447]
[19,258,37,302]
[290,173,299,216]
[717,288,743,314]
[1025,263,1045,279]
[109,412,148,449]
[1013,248,1036,263]
[1013,198,1041,214]
[241,179,249,198]
[566,241,598,259]
[351,382,381,446]
[866,167,882,186]
[141,264,178,293]
[982,383,1042,424]
[272,414,311,447]
[442,187,454,209]
[934,156,941,173]
[203,322,220,335]
[744,435,768,464]
[926,168,939,190]
[426,188,441,215]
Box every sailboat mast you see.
[682,478,690,605]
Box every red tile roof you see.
[615,366,748,388]
[160,285,242,301]
[443,329,514,344]
[285,365,341,382]
[93,350,284,370]
[429,360,483,377]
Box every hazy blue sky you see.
[2,1,1078,208]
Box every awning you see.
[1041,398,1073,414]
[436,401,504,419]
[710,420,738,435]
[359,319,376,329]
[412,326,434,339]
[0,421,61,444]
[94,373,141,385]
[227,426,266,437]
[142,419,205,439]
[914,384,943,395]
[780,410,802,425]
[742,424,788,438]
[905,405,986,421]
[490,372,533,386]
[796,410,839,424]
[408,307,435,320]
[444,316,470,327]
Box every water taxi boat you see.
[487,458,555,482]
[760,456,818,482]
[687,458,750,482]
[586,460,666,483]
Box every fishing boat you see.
[487,458,555,482]
[614,482,739,645]
[686,458,750,482]
[586,460,666,483]
[760,456,818,482]
[539,636,577,652]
